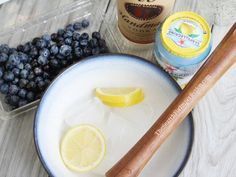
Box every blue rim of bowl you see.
[33,53,194,177]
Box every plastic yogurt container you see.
[154,11,212,87]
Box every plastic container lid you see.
[160,11,211,58]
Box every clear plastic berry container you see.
[0,0,119,120]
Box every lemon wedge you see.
[95,87,144,107]
[60,124,106,172]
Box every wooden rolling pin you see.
[106,23,236,177]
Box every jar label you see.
[166,19,204,49]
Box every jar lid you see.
[160,11,211,58]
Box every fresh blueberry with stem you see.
[0,83,9,94]
[73,22,82,31]
[59,45,72,57]
[9,84,19,95]
[0,53,8,63]
[82,19,90,28]
[3,71,14,82]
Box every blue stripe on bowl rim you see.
[34,53,194,177]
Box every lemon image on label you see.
[179,23,196,35]
[60,124,106,172]
[95,87,144,107]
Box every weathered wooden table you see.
[0,0,235,176]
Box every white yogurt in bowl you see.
[34,54,193,177]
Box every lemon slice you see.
[95,87,144,107]
[60,124,106,172]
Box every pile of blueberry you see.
[0,19,108,110]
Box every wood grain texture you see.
[0,0,235,177]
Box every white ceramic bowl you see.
[34,54,194,177]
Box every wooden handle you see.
[106,23,236,177]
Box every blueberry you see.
[28,71,35,80]
[92,32,101,39]
[0,53,8,63]
[92,47,100,55]
[57,29,65,37]
[51,33,58,42]
[39,48,50,58]
[73,22,82,31]
[18,52,29,63]
[37,80,45,90]
[74,47,83,58]
[0,67,4,78]
[59,45,72,57]
[80,33,89,40]
[23,42,31,53]
[36,39,47,49]
[12,78,19,85]
[5,62,14,70]
[72,41,80,48]
[82,19,90,28]
[8,48,17,55]
[64,38,72,45]
[26,91,35,102]
[19,79,28,88]
[38,56,48,66]
[0,44,9,54]
[29,47,38,57]
[43,72,49,79]
[50,59,60,68]
[56,54,64,60]
[44,79,51,86]
[0,79,4,86]
[50,45,59,55]
[9,95,20,106]
[66,54,73,62]
[18,89,27,98]
[17,44,24,52]
[12,68,20,77]
[26,81,36,90]
[34,67,43,76]
[20,69,29,79]
[72,32,80,41]
[18,99,28,107]
[17,63,24,70]
[83,47,92,57]
[0,83,9,94]
[98,39,106,47]
[65,24,74,32]
[63,30,73,38]
[42,34,51,43]
[89,38,98,48]
[24,63,32,71]
[3,71,14,82]
[31,60,39,68]
[60,59,68,67]
[35,76,43,83]
[9,84,19,95]
[79,39,88,48]
[8,54,20,66]
[43,65,50,72]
